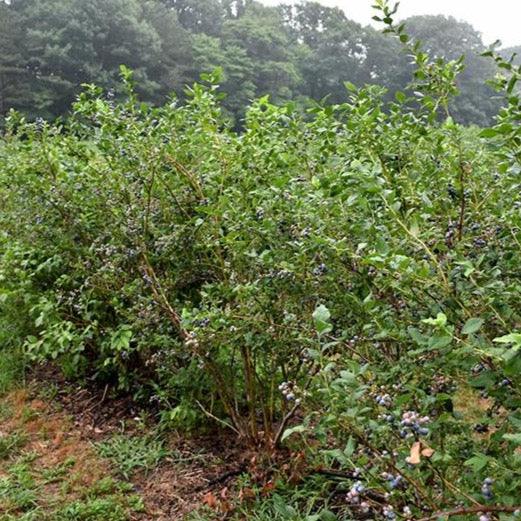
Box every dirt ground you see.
[0,368,256,520]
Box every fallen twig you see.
[417,505,521,521]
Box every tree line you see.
[0,0,517,127]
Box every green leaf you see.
[504,349,521,376]
[479,128,499,138]
[281,424,307,442]
[494,333,521,345]
[408,327,428,345]
[343,436,356,457]
[422,313,447,327]
[503,433,521,445]
[395,91,406,104]
[428,335,452,350]
[461,317,484,335]
[455,260,475,277]
[509,415,521,430]
[444,116,455,128]
[464,454,490,471]
[313,304,332,336]
[470,370,496,388]
[409,219,419,238]
[319,510,337,521]
[110,325,133,351]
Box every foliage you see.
[0,0,510,126]
[402,15,500,125]
[1,2,521,519]
[0,2,31,123]
[481,44,521,169]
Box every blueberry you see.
[474,423,489,433]
[313,263,327,275]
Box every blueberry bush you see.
[0,3,520,519]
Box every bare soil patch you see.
[0,367,252,520]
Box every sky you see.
[260,0,521,48]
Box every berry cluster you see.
[382,472,403,490]
[263,269,295,281]
[345,481,366,504]
[368,266,378,276]
[383,504,395,519]
[195,317,211,328]
[374,392,393,408]
[348,335,360,346]
[312,263,327,276]
[474,423,489,433]
[399,410,430,438]
[481,477,493,501]
[278,381,301,404]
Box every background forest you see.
[1,0,520,127]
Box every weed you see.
[19,406,39,424]
[0,430,29,461]
[94,432,170,479]
[0,461,39,513]
[0,400,13,421]
[39,458,74,484]
[0,348,25,395]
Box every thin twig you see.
[205,467,247,486]
[273,365,320,448]
[83,383,109,415]
[194,399,240,437]
[272,400,301,449]
[417,505,521,521]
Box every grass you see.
[0,429,29,460]
[94,431,170,479]
[0,448,145,521]
[0,387,145,521]
[0,347,25,395]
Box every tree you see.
[0,2,31,122]
[158,0,225,35]
[195,1,300,122]
[357,26,410,96]
[142,1,195,102]
[8,0,180,118]
[280,1,365,103]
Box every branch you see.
[417,505,521,521]
[272,400,301,449]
